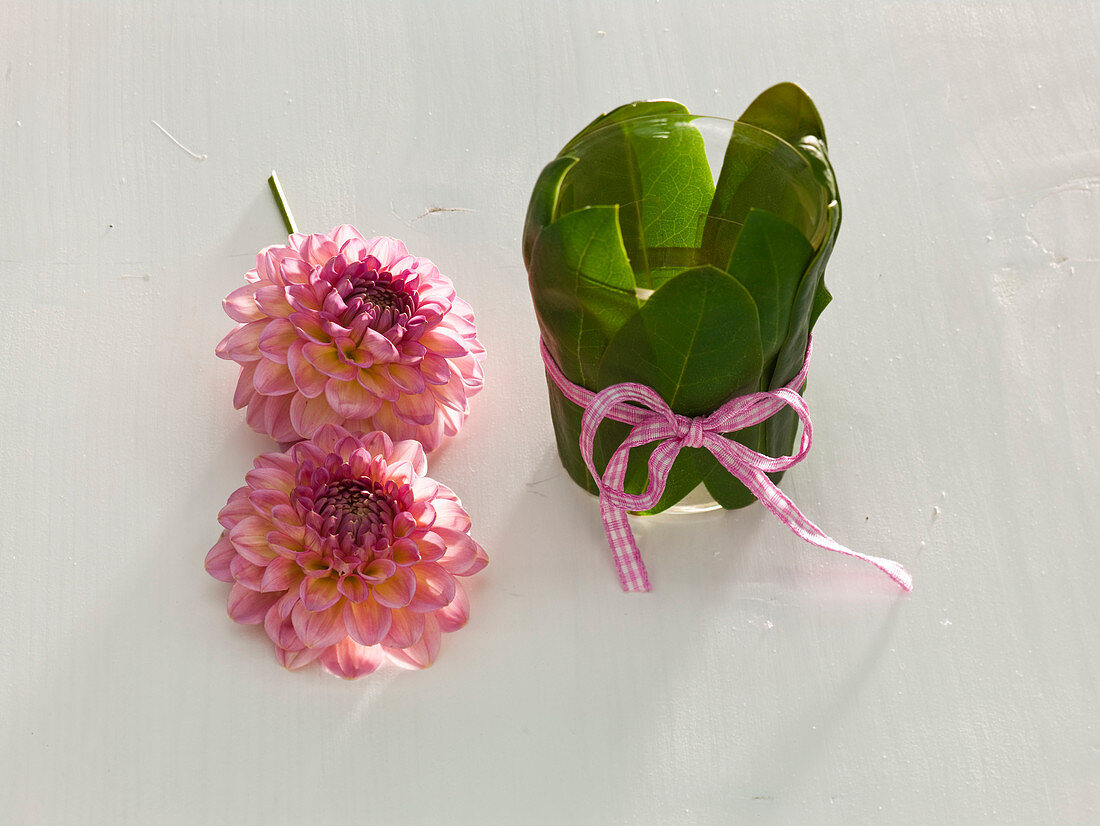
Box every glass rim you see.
[560,111,825,176]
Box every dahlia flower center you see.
[340,263,418,330]
[314,478,398,539]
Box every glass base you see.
[661,483,721,515]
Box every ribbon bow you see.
[540,336,913,593]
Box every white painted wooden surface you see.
[2,2,1097,823]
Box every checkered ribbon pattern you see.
[540,336,914,593]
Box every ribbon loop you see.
[540,335,913,595]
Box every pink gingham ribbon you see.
[540,336,913,593]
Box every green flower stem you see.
[268,170,299,236]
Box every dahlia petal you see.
[435,581,471,633]
[261,394,285,436]
[343,597,392,646]
[418,352,451,385]
[265,599,305,650]
[432,481,460,502]
[324,377,384,419]
[260,246,307,285]
[224,283,264,323]
[382,606,426,649]
[359,430,394,458]
[229,516,278,564]
[255,284,293,318]
[408,500,437,528]
[414,530,447,563]
[230,554,266,590]
[372,566,416,608]
[289,311,333,345]
[278,256,314,286]
[387,363,426,395]
[416,417,448,452]
[287,283,323,313]
[443,302,478,336]
[298,551,333,577]
[393,391,437,427]
[302,233,339,267]
[332,224,367,249]
[287,339,328,398]
[465,543,489,577]
[346,447,372,479]
[310,423,354,454]
[266,527,306,556]
[275,644,326,670]
[436,401,466,436]
[302,342,357,381]
[265,397,298,442]
[392,512,417,538]
[245,467,295,495]
[382,460,417,487]
[431,366,470,412]
[337,574,371,603]
[346,345,375,368]
[432,500,473,532]
[255,246,279,282]
[419,326,470,358]
[385,614,441,669]
[331,435,361,462]
[217,487,254,530]
[257,318,298,363]
[320,637,386,679]
[361,558,397,583]
[391,537,421,566]
[454,352,486,391]
[205,533,236,583]
[253,358,296,395]
[360,329,400,363]
[244,394,271,434]
[260,556,302,592]
[435,528,486,576]
[254,450,297,473]
[291,600,348,648]
[227,583,281,625]
[216,321,266,361]
[406,562,457,613]
[357,368,400,402]
[364,235,409,266]
[300,575,342,612]
[233,362,258,409]
[289,394,342,439]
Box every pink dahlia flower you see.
[217,226,485,450]
[205,424,488,677]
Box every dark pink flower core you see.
[323,256,424,334]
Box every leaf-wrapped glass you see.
[524,85,841,514]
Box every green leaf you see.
[765,201,841,463]
[725,209,816,365]
[528,206,639,388]
[701,84,833,267]
[555,116,715,290]
[738,82,827,151]
[809,280,832,331]
[560,100,692,156]
[699,122,774,268]
[523,155,578,269]
[596,265,764,513]
[528,206,640,490]
[700,124,822,266]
